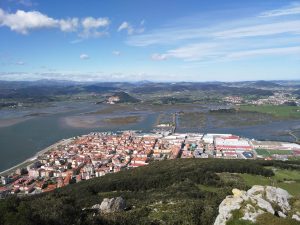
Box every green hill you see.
[1,159,300,225]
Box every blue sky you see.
[0,0,300,82]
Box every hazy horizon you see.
[1,77,300,83]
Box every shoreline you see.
[0,138,74,176]
[1,129,299,177]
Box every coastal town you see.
[224,91,300,106]
[1,130,300,198]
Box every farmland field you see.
[240,105,300,119]
[255,149,293,156]
[239,168,300,196]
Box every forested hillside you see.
[1,159,300,225]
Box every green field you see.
[256,149,293,157]
[240,105,300,119]
[239,168,300,196]
[255,149,271,157]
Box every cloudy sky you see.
[0,0,300,82]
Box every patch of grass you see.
[256,213,300,225]
[197,184,220,192]
[239,174,271,187]
[239,168,300,196]
[255,149,271,157]
[268,150,293,155]
[290,197,300,215]
[274,169,300,180]
[226,209,255,225]
[256,149,293,157]
[240,105,300,119]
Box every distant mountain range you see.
[0,79,299,104]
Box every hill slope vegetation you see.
[1,159,300,225]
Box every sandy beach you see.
[62,114,143,129]
[62,115,105,128]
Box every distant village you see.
[224,91,300,106]
[1,131,300,198]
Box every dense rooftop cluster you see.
[1,131,300,198]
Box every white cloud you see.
[214,21,300,39]
[59,18,78,32]
[152,43,221,62]
[82,17,109,29]
[0,8,110,37]
[128,20,300,46]
[127,28,208,46]
[79,54,89,60]
[151,53,168,61]
[154,41,300,62]
[127,3,300,47]
[0,8,57,34]
[118,21,144,35]
[166,43,219,61]
[112,50,121,56]
[70,39,83,44]
[259,3,300,17]
[118,21,133,34]
[80,17,110,38]
[226,46,300,59]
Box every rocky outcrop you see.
[241,204,264,222]
[265,186,290,212]
[86,197,126,214]
[99,197,126,213]
[214,185,296,225]
[213,190,245,225]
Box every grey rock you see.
[278,211,286,218]
[265,186,291,213]
[91,204,101,210]
[214,191,245,225]
[100,197,126,213]
[214,185,294,225]
[292,214,300,222]
[247,185,264,198]
[241,204,264,222]
[256,197,274,215]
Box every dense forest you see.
[1,159,300,225]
